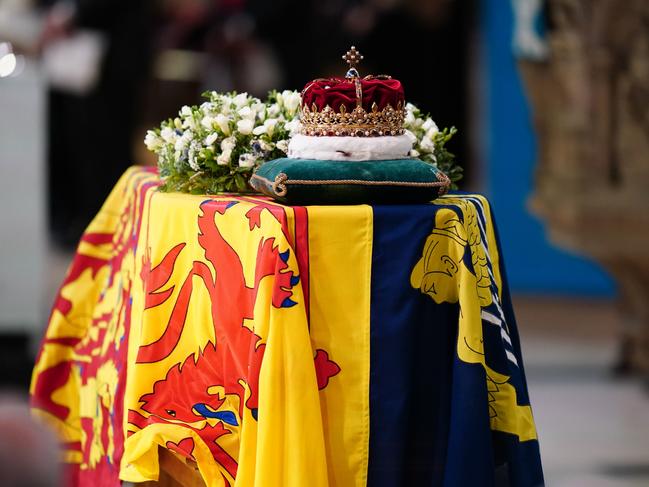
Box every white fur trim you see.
[287,134,413,161]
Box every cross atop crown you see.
[342,46,363,78]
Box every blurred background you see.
[1,0,649,485]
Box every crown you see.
[300,46,406,137]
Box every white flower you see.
[180,105,192,117]
[284,118,302,136]
[219,99,233,115]
[217,148,232,166]
[188,140,201,171]
[420,136,435,152]
[267,103,280,118]
[258,139,274,151]
[215,114,231,135]
[280,90,301,115]
[174,150,185,169]
[232,93,249,108]
[276,139,289,153]
[201,115,215,130]
[205,132,219,146]
[405,102,417,112]
[182,116,199,131]
[425,129,439,141]
[144,130,163,151]
[409,149,420,157]
[404,110,416,127]
[221,136,236,151]
[161,126,177,143]
[422,118,438,133]
[238,153,257,168]
[252,102,266,120]
[238,106,256,121]
[237,119,255,135]
[252,118,278,136]
[175,131,193,152]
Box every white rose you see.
[205,132,219,146]
[160,126,177,143]
[238,153,257,168]
[238,106,256,121]
[276,139,289,153]
[144,130,162,151]
[221,136,236,152]
[237,119,255,135]
[233,93,249,108]
[217,148,232,166]
[215,114,231,135]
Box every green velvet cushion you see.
[249,158,450,205]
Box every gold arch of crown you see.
[300,102,405,137]
[300,46,406,137]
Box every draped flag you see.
[31,168,543,487]
[31,167,159,486]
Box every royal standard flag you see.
[32,167,543,486]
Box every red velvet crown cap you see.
[301,77,405,113]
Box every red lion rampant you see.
[129,200,339,480]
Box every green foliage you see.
[433,127,462,188]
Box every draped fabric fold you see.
[31,168,542,487]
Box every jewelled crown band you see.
[299,46,406,137]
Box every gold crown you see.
[300,102,405,137]
[300,46,405,137]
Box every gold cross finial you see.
[342,46,363,70]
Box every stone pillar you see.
[519,0,649,374]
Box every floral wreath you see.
[145,90,462,194]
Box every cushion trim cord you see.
[250,171,451,198]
